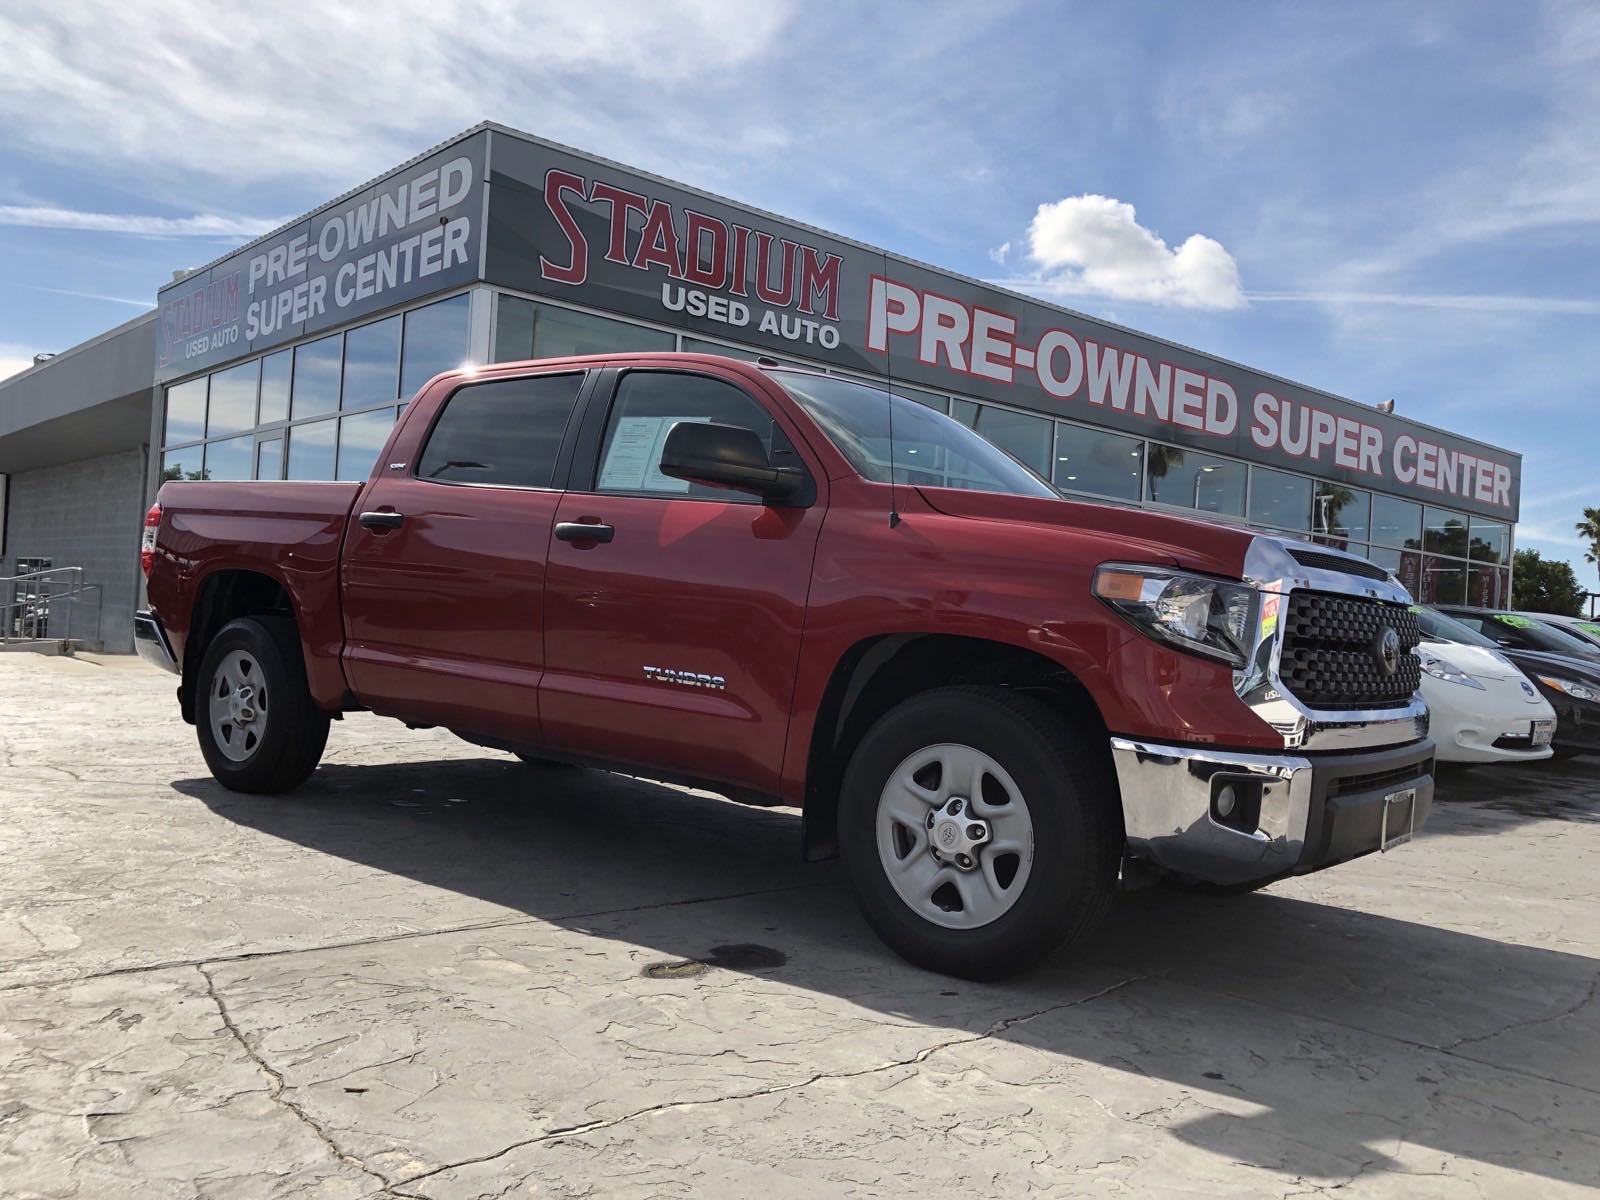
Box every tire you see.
[838,686,1120,981]
[196,616,330,794]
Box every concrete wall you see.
[2,447,148,651]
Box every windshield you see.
[771,371,1058,499]
[1414,606,1499,648]
[1491,613,1600,656]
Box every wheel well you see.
[180,570,295,724]
[801,634,1112,861]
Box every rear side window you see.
[417,373,584,488]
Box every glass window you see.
[286,417,338,480]
[1477,613,1599,656]
[342,316,401,411]
[1370,494,1422,549]
[1367,546,1422,595]
[203,434,254,481]
[1054,423,1142,500]
[1145,445,1245,517]
[891,384,949,414]
[678,336,763,361]
[337,408,398,481]
[402,294,472,398]
[418,373,584,488]
[1313,483,1370,546]
[207,361,259,437]
[1420,554,1468,605]
[160,449,206,482]
[291,334,342,419]
[1248,467,1313,531]
[1415,605,1500,648]
[1423,506,1470,557]
[596,371,797,499]
[258,351,291,425]
[1467,563,1509,608]
[972,405,1051,478]
[163,378,207,445]
[771,372,1056,498]
[495,295,675,362]
[951,398,979,428]
[255,437,283,481]
[1469,519,1507,564]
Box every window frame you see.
[568,366,819,508]
[409,366,595,493]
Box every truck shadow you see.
[178,758,1600,1188]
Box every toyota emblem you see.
[1375,626,1401,675]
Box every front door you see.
[540,367,826,794]
[341,369,588,741]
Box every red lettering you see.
[753,232,797,306]
[539,169,588,285]
[633,199,682,275]
[590,181,649,265]
[683,211,728,288]
[798,245,843,320]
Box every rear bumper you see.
[1110,735,1436,887]
[133,610,179,675]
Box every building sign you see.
[484,130,1519,519]
[155,133,487,382]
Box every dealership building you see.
[0,122,1521,651]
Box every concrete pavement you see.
[2,652,1598,1198]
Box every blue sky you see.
[1,0,1596,579]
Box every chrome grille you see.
[1279,592,1421,710]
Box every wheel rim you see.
[875,742,1035,930]
[208,650,269,763]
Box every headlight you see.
[1418,653,1485,690]
[1094,564,1257,667]
[1538,676,1600,703]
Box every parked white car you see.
[1415,608,1557,764]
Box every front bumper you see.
[1110,735,1436,887]
[133,610,179,675]
[1426,674,1555,764]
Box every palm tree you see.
[1578,506,1600,587]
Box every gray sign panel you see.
[155,133,488,383]
[482,130,1519,521]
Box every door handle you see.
[554,521,615,544]
[359,510,405,530]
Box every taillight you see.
[141,501,161,578]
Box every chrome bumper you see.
[1110,735,1436,886]
[133,610,179,674]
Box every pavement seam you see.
[0,881,828,995]
[383,974,1144,1192]
[1439,967,1600,1051]
[197,962,400,1197]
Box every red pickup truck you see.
[137,353,1434,978]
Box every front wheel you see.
[196,616,330,793]
[838,686,1120,980]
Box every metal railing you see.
[0,567,104,649]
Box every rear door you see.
[539,366,827,794]
[341,368,590,740]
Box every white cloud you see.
[988,241,1011,266]
[0,205,282,239]
[1020,194,1245,309]
[1247,290,1600,315]
[0,1,796,189]
[0,343,41,383]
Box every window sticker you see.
[598,416,692,493]
[1493,613,1538,628]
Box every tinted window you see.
[1145,445,1245,517]
[164,378,207,445]
[291,334,342,419]
[1424,506,1469,557]
[203,434,253,481]
[1371,494,1422,549]
[1415,606,1499,648]
[1481,613,1600,656]
[402,295,471,397]
[1249,467,1312,531]
[286,418,337,480]
[495,296,675,361]
[597,371,795,499]
[418,373,583,488]
[255,437,283,480]
[1314,483,1370,544]
[337,408,398,481]
[1054,423,1142,500]
[258,351,291,424]
[342,316,401,410]
[972,404,1052,478]
[207,360,259,436]
[1470,519,1507,563]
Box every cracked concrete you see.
[3,653,1600,1197]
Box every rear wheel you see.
[838,686,1119,980]
[196,616,329,793]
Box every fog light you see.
[1216,784,1238,818]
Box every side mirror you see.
[658,421,805,502]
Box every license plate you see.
[1380,788,1417,852]
[1531,719,1555,748]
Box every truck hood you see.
[914,487,1252,578]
